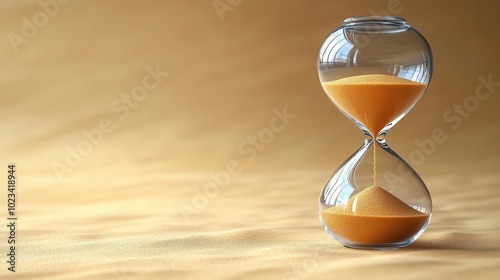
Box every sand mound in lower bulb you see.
[320,186,429,246]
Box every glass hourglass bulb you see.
[317,16,433,249]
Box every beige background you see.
[1,0,499,279]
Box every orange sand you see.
[321,74,426,136]
[321,186,429,245]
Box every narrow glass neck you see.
[364,133,387,144]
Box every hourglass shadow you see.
[409,231,500,252]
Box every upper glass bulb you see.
[317,16,433,137]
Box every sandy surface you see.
[1,1,500,279]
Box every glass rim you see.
[343,16,407,26]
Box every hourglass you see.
[317,16,433,249]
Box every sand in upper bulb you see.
[321,74,426,137]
